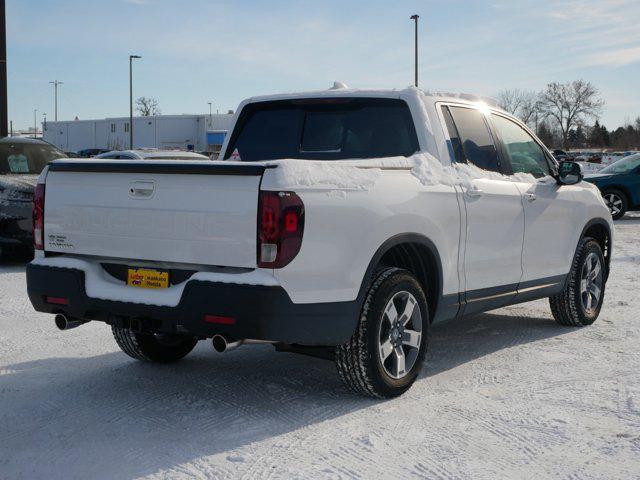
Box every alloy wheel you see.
[580,252,603,314]
[377,291,422,379]
[604,193,623,217]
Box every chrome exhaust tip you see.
[54,313,86,331]
[211,334,243,353]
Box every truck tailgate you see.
[43,161,267,267]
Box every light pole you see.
[410,14,419,87]
[129,54,141,149]
[0,0,8,137]
[49,80,62,122]
[208,101,212,127]
[33,108,37,137]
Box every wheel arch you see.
[580,218,612,280]
[357,233,444,323]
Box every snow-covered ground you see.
[1,216,639,480]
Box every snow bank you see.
[407,153,538,188]
[265,153,539,194]
[31,256,279,307]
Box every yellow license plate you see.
[127,268,169,289]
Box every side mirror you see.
[557,160,583,185]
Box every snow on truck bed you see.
[1,215,639,479]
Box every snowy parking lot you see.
[1,216,639,480]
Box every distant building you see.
[43,113,234,155]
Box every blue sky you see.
[7,0,640,131]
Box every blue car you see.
[584,154,640,220]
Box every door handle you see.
[465,187,484,198]
[524,193,537,202]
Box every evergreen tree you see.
[536,122,555,148]
[588,120,603,147]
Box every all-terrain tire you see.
[602,189,627,220]
[335,267,429,398]
[549,237,606,327]
[112,327,198,363]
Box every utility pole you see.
[0,0,8,137]
[129,54,141,149]
[49,80,62,121]
[410,14,419,87]
[33,108,37,138]
[208,101,212,127]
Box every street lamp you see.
[208,101,212,127]
[49,80,62,122]
[33,108,37,138]
[410,14,419,87]
[129,54,142,149]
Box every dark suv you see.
[0,137,66,257]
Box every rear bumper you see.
[26,264,359,345]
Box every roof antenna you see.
[410,15,419,87]
[330,81,348,90]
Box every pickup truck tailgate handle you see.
[129,181,156,198]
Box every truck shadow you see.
[0,311,572,479]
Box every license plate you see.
[127,268,169,289]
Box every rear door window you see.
[444,106,501,173]
[225,98,419,161]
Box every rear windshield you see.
[0,142,67,174]
[224,98,419,161]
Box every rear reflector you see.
[203,314,236,325]
[33,184,45,250]
[45,296,68,306]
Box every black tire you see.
[335,267,429,398]
[112,326,198,363]
[602,189,627,220]
[549,237,606,327]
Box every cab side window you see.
[444,106,501,173]
[491,114,550,178]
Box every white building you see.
[43,113,234,155]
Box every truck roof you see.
[242,85,500,110]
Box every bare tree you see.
[496,89,540,125]
[135,97,161,116]
[538,80,604,149]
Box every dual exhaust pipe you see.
[211,335,272,353]
[211,334,243,353]
[54,313,87,331]
[54,315,262,355]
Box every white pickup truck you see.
[27,86,613,397]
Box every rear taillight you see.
[257,191,304,268]
[33,184,45,250]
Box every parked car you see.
[601,151,626,165]
[552,149,573,161]
[94,149,209,161]
[64,151,81,158]
[0,137,67,257]
[77,148,109,157]
[584,153,640,220]
[26,87,613,398]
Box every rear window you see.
[0,142,67,174]
[224,98,419,161]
